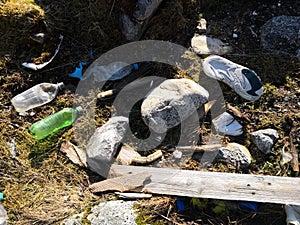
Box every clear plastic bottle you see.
[92,62,133,82]
[0,194,7,225]
[29,106,83,140]
[11,82,64,114]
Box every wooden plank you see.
[90,171,151,193]
[110,165,300,205]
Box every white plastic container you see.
[11,82,64,114]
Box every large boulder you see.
[141,78,209,133]
[86,116,129,176]
[260,15,300,59]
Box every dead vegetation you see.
[0,0,299,224]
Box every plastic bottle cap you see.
[57,82,65,90]
[0,193,3,199]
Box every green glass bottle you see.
[29,106,83,140]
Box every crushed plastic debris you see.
[83,62,138,82]
[11,82,64,114]
[238,201,259,212]
[191,35,232,55]
[285,205,300,225]
[68,62,89,80]
[22,35,63,70]
[280,146,293,166]
[6,139,18,158]
[176,199,186,212]
[212,112,243,136]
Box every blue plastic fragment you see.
[238,201,259,212]
[176,199,186,212]
[68,62,89,80]
[0,193,3,199]
[89,48,93,58]
[133,63,139,71]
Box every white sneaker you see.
[202,55,263,101]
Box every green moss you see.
[81,206,92,225]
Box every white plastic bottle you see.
[11,82,64,114]
[0,194,7,225]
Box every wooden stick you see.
[175,144,223,152]
[290,131,299,173]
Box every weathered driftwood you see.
[90,171,151,193]
[117,145,163,165]
[110,165,300,205]
[290,131,299,173]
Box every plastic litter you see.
[191,35,232,55]
[285,205,300,225]
[68,62,89,80]
[0,194,8,225]
[6,139,17,158]
[22,35,63,70]
[280,145,293,166]
[29,106,83,140]
[176,199,186,212]
[238,201,259,212]
[11,82,64,114]
[90,62,138,82]
[212,112,243,136]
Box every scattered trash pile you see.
[2,1,300,224]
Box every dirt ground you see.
[0,0,299,224]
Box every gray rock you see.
[62,200,137,225]
[119,0,163,40]
[133,0,163,21]
[141,79,209,133]
[251,128,279,154]
[86,116,129,175]
[260,15,300,59]
[217,143,252,168]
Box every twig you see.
[109,0,116,17]
[154,211,183,225]
[175,144,223,152]
[290,131,299,173]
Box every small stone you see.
[141,79,209,133]
[216,143,252,168]
[197,18,207,33]
[233,33,238,38]
[173,150,183,159]
[191,35,232,55]
[250,128,279,154]
[86,116,129,175]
